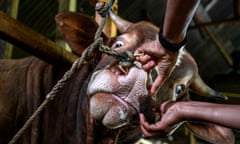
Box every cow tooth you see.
[124,67,129,73]
[118,65,128,74]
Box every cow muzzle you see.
[87,65,150,129]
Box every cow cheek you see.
[90,93,112,120]
[87,70,120,96]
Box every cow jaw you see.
[87,65,149,129]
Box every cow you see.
[86,11,235,144]
[0,9,235,144]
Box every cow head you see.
[55,11,234,144]
[87,11,159,129]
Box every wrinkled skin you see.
[88,67,148,128]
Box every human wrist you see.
[174,101,190,121]
[159,32,186,52]
[178,101,212,121]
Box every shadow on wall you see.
[0,40,6,58]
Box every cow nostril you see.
[175,84,185,95]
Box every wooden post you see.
[69,0,77,12]
[55,0,71,51]
[55,0,78,53]
[110,0,118,37]
[4,0,20,59]
[67,0,77,52]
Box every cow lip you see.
[113,95,140,126]
[115,95,139,114]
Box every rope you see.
[8,0,136,143]
[8,37,102,144]
[95,1,136,68]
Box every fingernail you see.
[134,53,144,57]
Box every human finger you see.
[142,60,157,71]
[140,114,160,137]
[136,54,152,64]
[140,114,170,138]
[160,100,175,114]
[140,114,166,131]
[150,75,165,95]
[139,114,152,137]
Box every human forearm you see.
[163,0,200,43]
[180,101,240,129]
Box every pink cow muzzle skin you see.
[87,62,155,129]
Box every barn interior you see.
[0,0,240,143]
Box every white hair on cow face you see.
[175,47,185,67]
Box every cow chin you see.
[88,66,149,129]
[90,93,136,129]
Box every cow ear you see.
[185,122,235,144]
[55,12,104,56]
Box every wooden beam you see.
[0,11,78,65]
[194,14,233,67]
[190,18,240,29]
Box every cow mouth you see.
[112,94,140,124]
[117,95,139,114]
[110,64,128,75]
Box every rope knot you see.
[95,2,110,17]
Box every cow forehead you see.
[127,21,159,40]
[112,32,140,52]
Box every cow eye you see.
[175,84,185,95]
[114,40,124,48]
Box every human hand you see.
[135,38,179,96]
[139,101,184,138]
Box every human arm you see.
[140,101,240,138]
[136,0,201,95]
